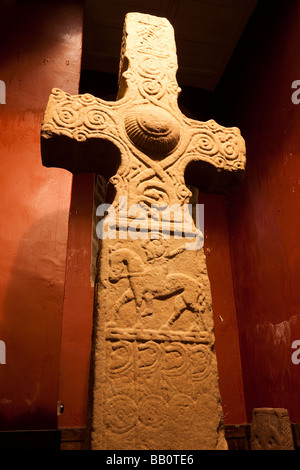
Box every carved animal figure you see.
[109,247,205,330]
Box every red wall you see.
[219,1,300,423]
[200,193,247,424]
[57,173,95,428]
[0,1,83,429]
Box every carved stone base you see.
[250,408,295,450]
[86,237,227,450]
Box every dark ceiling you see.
[82,0,258,91]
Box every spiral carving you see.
[73,129,88,142]
[84,107,109,131]
[139,79,165,100]
[138,396,167,428]
[184,124,246,172]
[220,133,241,160]
[53,106,78,128]
[51,88,67,103]
[78,93,96,106]
[45,88,117,144]
[104,395,137,433]
[191,344,211,381]
[139,57,163,78]
[192,131,219,156]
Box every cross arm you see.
[40,88,122,178]
[176,118,246,194]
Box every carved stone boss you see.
[41,13,246,449]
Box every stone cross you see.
[41,13,246,450]
[250,408,295,450]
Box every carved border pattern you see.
[103,337,215,439]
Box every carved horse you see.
[109,247,205,330]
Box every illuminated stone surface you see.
[41,12,246,450]
[251,408,295,450]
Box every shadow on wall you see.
[0,211,69,430]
